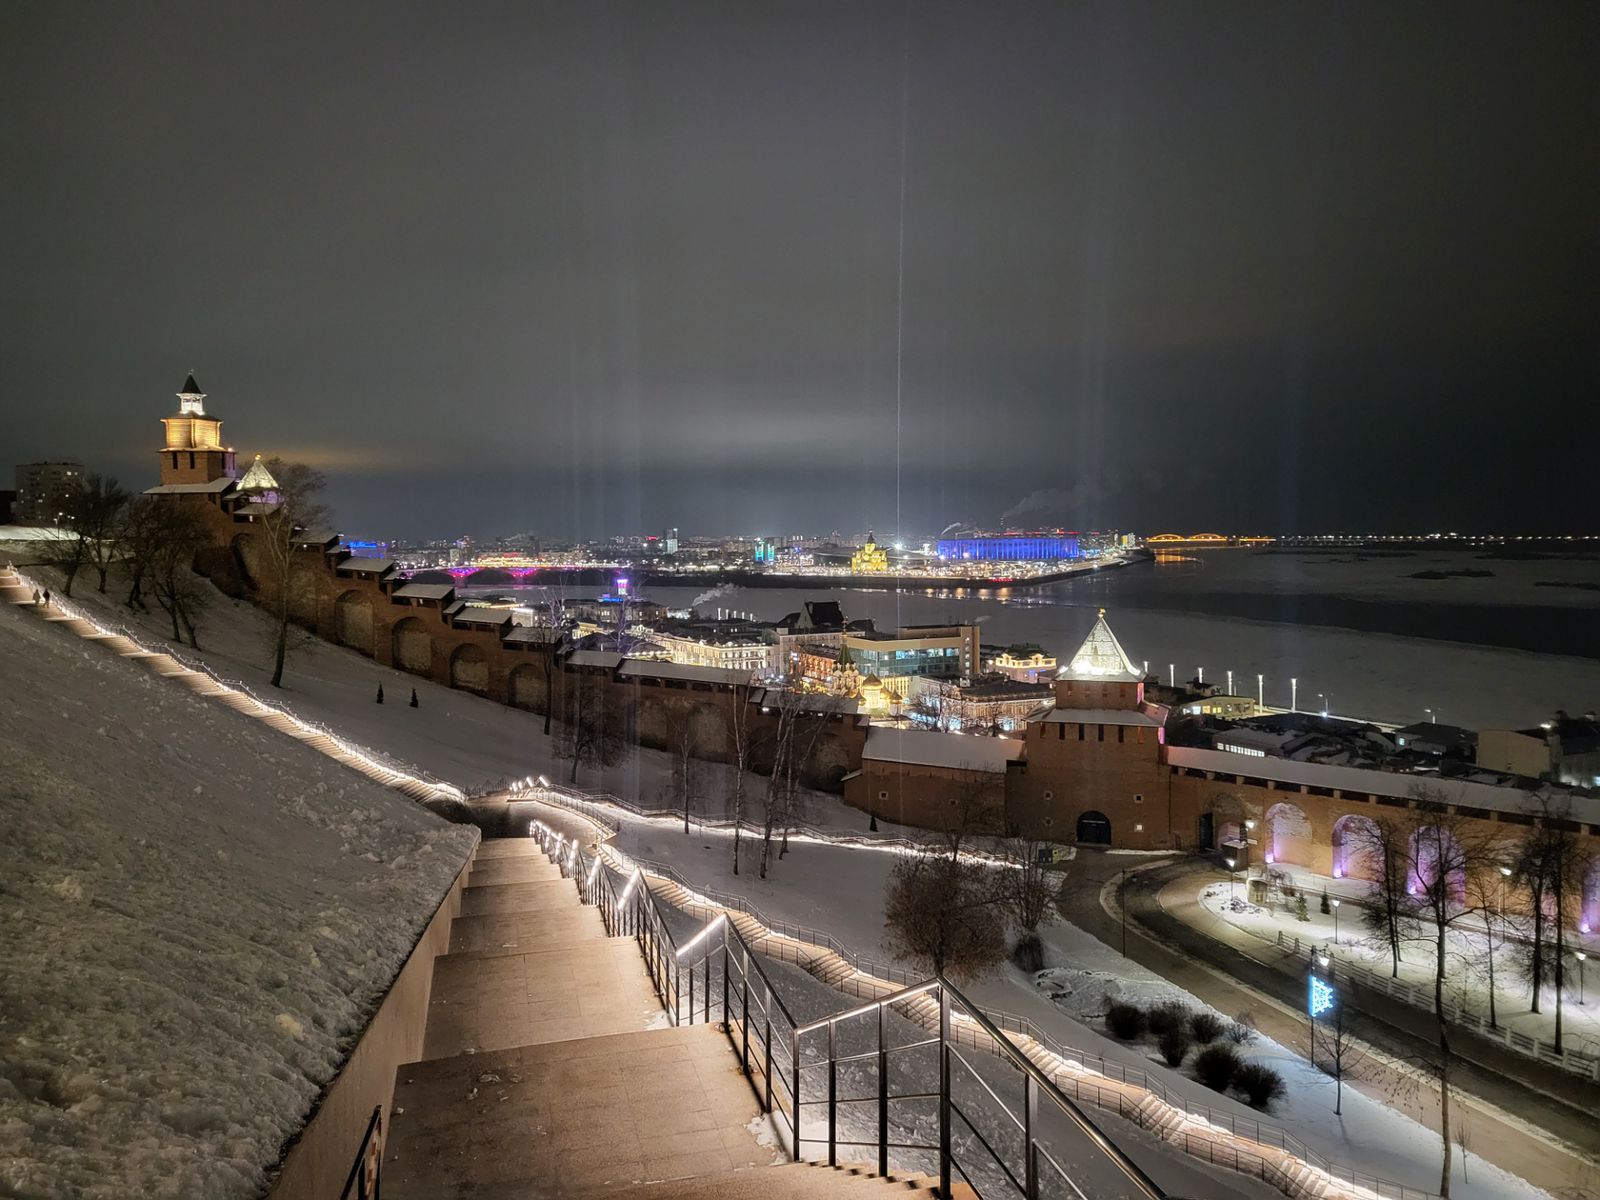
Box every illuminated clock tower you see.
[159,374,237,486]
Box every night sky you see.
[4,2,1595,541]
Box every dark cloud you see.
[3,1,1595,540]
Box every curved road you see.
[1061,851,1600,1200]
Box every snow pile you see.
[0,600,477,1198]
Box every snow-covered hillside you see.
[0,596,477,1198]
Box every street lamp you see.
[1226,856,1238,905]
[1318,692,1329,717]
[1331,897,1341,943]
[1425,707,1436,724]
[1257,673,1264,710]
[1579,952,1588,1006]
[1291,677,1298,711]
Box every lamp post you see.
[1331,897,1341,944]
[1226,856,1238,906]
[1579,952,1588,1006]
[1490,864,1511,1029]
[1425,707,1436,724]
[1318,692,1329,717]
[1291,677,1298,711]
[1257,673,1264,711]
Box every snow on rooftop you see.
[392,582,455,601]
[0,599,476,1196]
[1058,609,1143,683]
[335,555,395,574]
[142,478,236,495]
[617,660,750,687]
[1168,745,1596,821]
[862,726,1023,772]
[1042,707,1161,727]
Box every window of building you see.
[878,791,888,801]
[1134,823,1144,833]
[1077,723,1085,741]
[188,452,196,469]
[1097,724,1105,741]
[1042,790,1053,801]
[1134,794,1143,804]
[1117,726,1125,743]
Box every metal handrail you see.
[525,809,1442,1200]
[338,1105,382,1200]
[795,974,1167,1200]
[530,820,802,1153]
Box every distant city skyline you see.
[5,3,1595,540]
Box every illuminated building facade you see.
[158,375,237,486]
[936,534,1080,561]
[13,461,84,525]
[850,534,890,573]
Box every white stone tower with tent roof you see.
[1054,608,1146,710]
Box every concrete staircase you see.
[383,839,925,1198]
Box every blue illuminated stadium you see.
[936,535,1080,561]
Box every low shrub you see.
[1146,1000,1191,1038]
[1158,1028,1192,1067]
[1194,1044,1242,1092]
[1105,1003,1147,1041]
[1189,1011,1225,1044]
[1011,932,1045,974]
[1224,1020,1257,1046]
[1234,1062,1287,1110]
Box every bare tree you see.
[78,474,130,594]
[666,703,713,833]
[144,504,213,646]
[1513,792,1589,1051]
[117,495,166,611]
[996,821,1065,972]
[42,482,88,596]
[758,687,842,875]
[255,458,329,688]
[722,688,767,875]
[1403,796,1494,1199]
[554,674,623,784]
[1349,814,1418,978]
[884,850,1005,982]
[1313,990,1370,1117]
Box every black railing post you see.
[720,932,729,1031]
[939,986,952,1200]
[788,1025,798,1160]
[687,956,695,1024]
[703,951,711,1024]
[740,964,751,1075]
[827,1019,838,1167]
[877,1002,889,1179]
[1024,1071,1038,1199]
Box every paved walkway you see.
[1064,852,1600,1199]
[384,840,934,1198]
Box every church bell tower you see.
[159,374,237,486]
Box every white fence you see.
[1274,930,1600,1082]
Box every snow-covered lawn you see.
[1194,876,1600,1060]
[0,591,477,1197]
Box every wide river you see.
[466,548,1600,731]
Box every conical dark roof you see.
[181,374,203,395]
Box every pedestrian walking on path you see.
[409,688,419,708]
[32,589,41,605]
[376,683,385,704]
